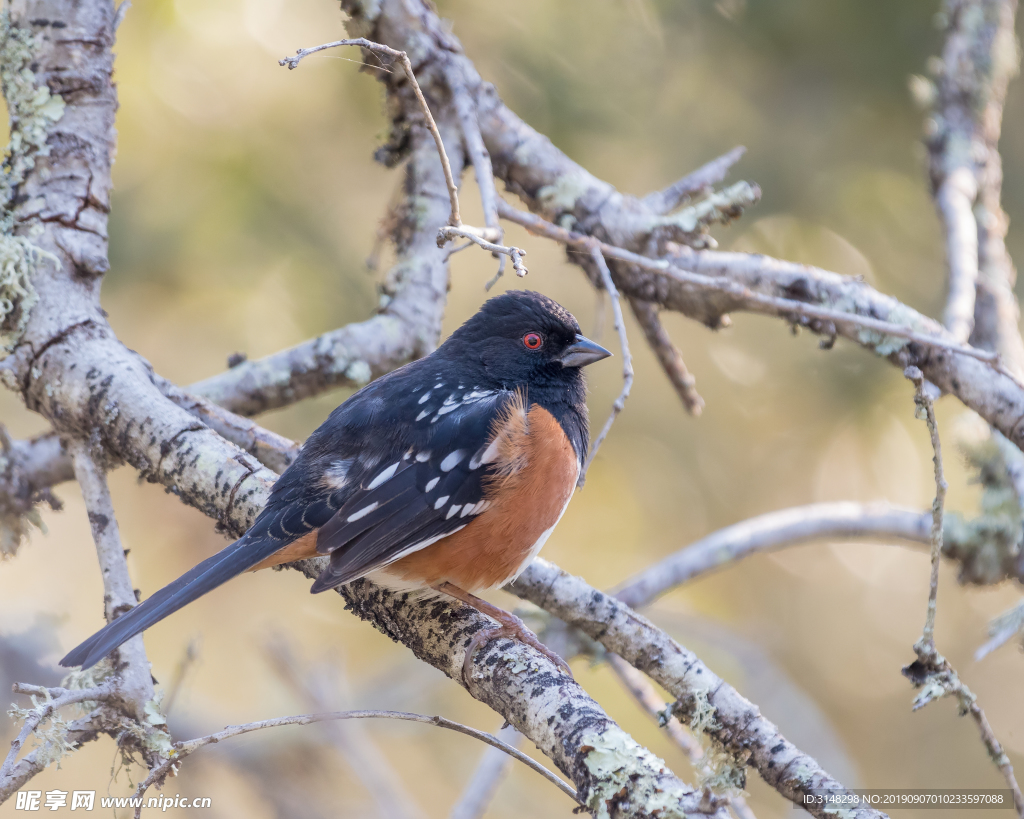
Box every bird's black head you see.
[442,290,611,389]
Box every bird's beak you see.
[557,334,612,368]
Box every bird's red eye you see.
[523,332,543,350]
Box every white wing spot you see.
[418,391,432,404]
[446,505,462,519]
[479,439,501,465]
[415,451,431,462]
[367,462,398,490]
[434,495,450,510]
[324,459,353,489]
[346,502,379,522]
[416,410,430,422]
[434,382,443,389]
[440,450,466,472]
[460,503,476,518]
[425,477,439,492]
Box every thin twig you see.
[161,638,200,716]
[68,440,156,715]
[497,199,1002,366]
[0,684,116,781]
[976,599,1024,660]
[282,39,531,289]
[902,365,1023,816]
[130,709,578,818]
[606,655,702,762]
[264,637,425,819]
[280,39,461,227]
[905,367,946,650]
[642,146,747,216]
[449,722,523,819]
[437,225,527,277]
[628,297,704,415]
[580,245,633,486]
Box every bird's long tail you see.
[60,533,283,669]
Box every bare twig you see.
[901,366,1023,815]
[642,146,747,216]
[606,654,703,763]
[449,722,523,819]
[161,638,199,716]
[628,297,704,415]
[281,39,461,228]
[612,502,931,609]
[68,440,155,715]
[579,245,633,485]
[437,225,527,277]
[130,709,578,818]
[281,38,530,291]
[265,638,425,819]
[976,600,1024,660]
[497,200,1002,367]
[905,367,947,650]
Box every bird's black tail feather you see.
[60,533,282,669]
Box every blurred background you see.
[2,0,1023,816]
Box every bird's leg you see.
[433,581,573,683]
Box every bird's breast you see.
[383,402,579,592]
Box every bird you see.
[60,289,611,680]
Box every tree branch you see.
[510,559,889,819]
[580,245,633,484]
[612,502,931,609]
[627,298,704,416]
[132,708,577,819]
[901,366,1023,815]
[642,147,747,217]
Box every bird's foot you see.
[461,612,573,685]
[430,581,572,684]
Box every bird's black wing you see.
[306,384,518,592]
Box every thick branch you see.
[297,561,728,819]
[511,560,889,819]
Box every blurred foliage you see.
[2,0,1023,816]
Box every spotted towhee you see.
[61,290,611,677]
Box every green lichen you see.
[696,746,747,795]
[535,167,597,217]
[0,11,64,357]
[942,413,1024,585]
[0,11,65,219]
[659,181,760,235]
[7,692,78,770]
[686,688,719,736]
[581,724,689,819]
[824,295,927,357]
